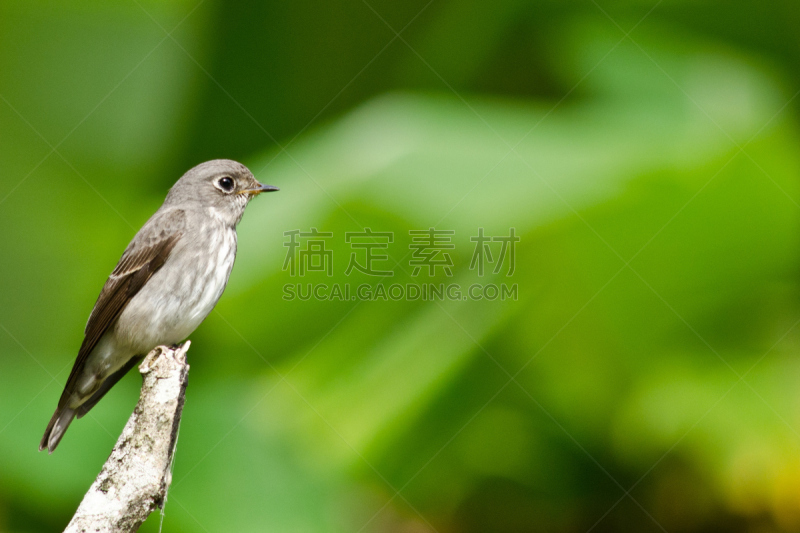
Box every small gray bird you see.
[40,159,277,453]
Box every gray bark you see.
[64,342,191,533]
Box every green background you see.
[3,0,800,531]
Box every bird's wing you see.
[58,208,186,406]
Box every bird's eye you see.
[217,177,234,192]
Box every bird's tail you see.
[39,406,77,454]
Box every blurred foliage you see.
[3,1,800,532]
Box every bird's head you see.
[165,159,279,226]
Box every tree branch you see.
[64,342,191,533]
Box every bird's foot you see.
[140,342,191,373]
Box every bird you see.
[40,159,278,453]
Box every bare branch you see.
[64,342,191,533]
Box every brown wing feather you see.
[57,209,186,408]
[41,209,186,452]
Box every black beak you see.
[241,183,280,196]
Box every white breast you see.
[115,225,238,352]
[184,230,237,327]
